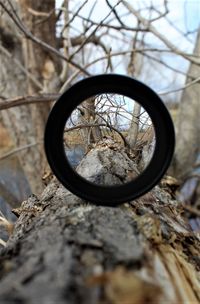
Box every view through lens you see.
[63,93,155,186]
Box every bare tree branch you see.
[121,1,200,66]
[74,12,148,32]
[61,0,88,35]
[70,35,109,54]
[69,0,122,60]
[142,52,196,80]
[0,94,59,111]
[159,76,200,95]
[0,141,43,161]
[105,0,125,27]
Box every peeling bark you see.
[0,145,199,304]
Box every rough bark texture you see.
[0,0,60,195]
[0,145,199,304]
[173,29,200,179]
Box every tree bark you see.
[173,29,200,179]
[0,145,199,304]
[0,0,60,196]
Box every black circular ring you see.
[44,74,175,206]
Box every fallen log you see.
[0,144,199,304]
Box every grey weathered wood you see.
[0,145,199,304]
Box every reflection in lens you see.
[63,94,155,186]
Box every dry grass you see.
[64,128,126,147]
[64,130,82,145]
[63,126,155,148]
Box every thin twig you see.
[61,0,88,35]
[159,76,200,95]
[105,0,125,27]
[182,204,200,217]
[0,94,59,111]
[0,141,43,161]
[121,1,200,66]
[142,52,196,79]
[69,0,121,60]
[74,12,148,32]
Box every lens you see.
[63,93,155,186]
[45,74,175,205]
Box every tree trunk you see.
[79,98,102,148]
[0,0,60,196]
[0,145,199,304]
[173,29,200,179]
[127,103,141,149]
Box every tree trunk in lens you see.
[0,145,199,304]
[0,0,60,196]
[127,102,141,149]
[79,98,102,148]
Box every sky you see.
[56,0,200,102]
[64,0,199,49]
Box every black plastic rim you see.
[44,74,175,206]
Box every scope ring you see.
[44,74,175,206]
